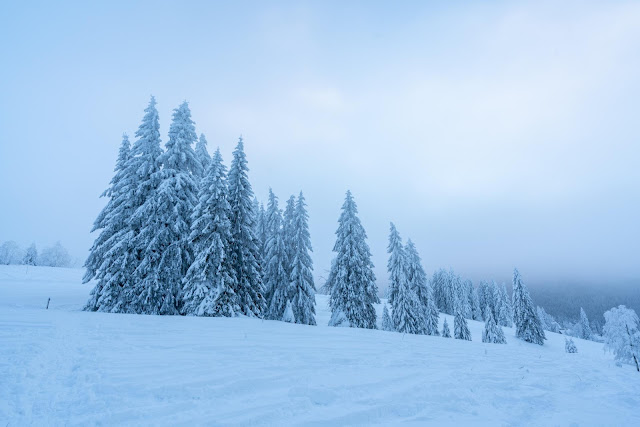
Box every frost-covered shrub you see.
[442,318,451,338]
[0,241,24,265]
[603,305,640,371]
[565,338,578,353]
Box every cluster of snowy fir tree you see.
[0,240,70,267]
[383,223,439,336]
[431,270,514,328]
[80,98,640,364]
[83,97,316,324]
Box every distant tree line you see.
[530,282,640,333]
[0,240,71,267]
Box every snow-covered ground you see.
[1,266,639,426]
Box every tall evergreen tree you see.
[326,191,379,328]
[84,133,137,312]
[453,275,471,320]
[263,189,283,308]
[461,280,474,319]
[182,149,238,316]
[227,137,265,317]
[195,133,211,174]
[117,96,165,313]
[577,307,593,340]
[387,223,405,308]
[498,284,513,327]
[388,225,424,334]
[468,282,482,321]
[512,269,546,345]
[264,190,292,320]
[404,240,429,311]
[477,280,491,320]
[289,192,316,325]
[405,239,439,335]
[130,101,200,315]
[282,195,296,279]
[257,202,267,258]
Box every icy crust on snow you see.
[1,265,640,425]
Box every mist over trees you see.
[530,281,640,332]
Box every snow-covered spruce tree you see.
[388,225,424,334]
[482,309,506,344]
[282,195,296,279]
[498,283,513,327]
[404,240,429,310]
[263,189,284,310]
[565,337,578,353]
[490,281,501,320]
[227,137,265,317]
[454,275,471,320]
[405,239,439,335]
[131,101,200,315]
[195,133,211,174]
[289,192,316,325]
[577,307,593,340]
[182,149,238,316]
[477,280,491,320]
[112,96,164,313]
[442,318,451,338]
[84,133,137,312]
[256,201,267,260]
[512,269,546,345]
[386,222,404,308]
[469,282,482,321]
[603,305,640,371]
[251,197,267,285]
[462,280,474,319]
[264,190,294,321]
[23,243,38,266]
[453,292,471,341]
[326,191,379,328]
[431,268,447,312]
[381,304,394,331]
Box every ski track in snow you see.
[1,265,639,426]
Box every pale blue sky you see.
[1,0,639,288]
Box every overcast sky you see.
[1,0,639,289]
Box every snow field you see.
[1,266,639,426]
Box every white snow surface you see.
[1,265,639,426]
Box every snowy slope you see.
[1,266,639,426]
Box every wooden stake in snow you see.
[46,298,50,310]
